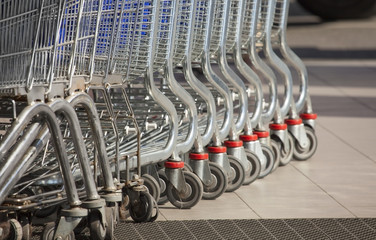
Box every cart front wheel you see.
[293,126,318,161]
[242,150,261,185]
[167,171,203,209]
[225,156,245,192]
[259,144,275,178]
[143,174,161,203]
[202,162,228,200]
[279,132,294,166]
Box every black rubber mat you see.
[32,218,376,239]
[111,218,376,240]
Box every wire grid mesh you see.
[209,0,225,55]
[0,0,62,92]
[241,0,258,48]
[92,0,154,82]
[255,0,270,45]
[172,0,193,66]
[226,0,241,53]
[191,0,209,62]
[54,0,100,83]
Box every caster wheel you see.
[270,139,281,173]
[167,171,203,209]
[157,169,169,205]
[225,156,246,192]
[242,150,261,185]
[202,162,228,200]
[142,174,161,203]
[129,191,154,223]
[279,132,294,166]
[19,215,32,240]
[41,223,75,240]
[89,209,106,240]
[104,205,116,240]
[293,126,318,161]
[259,144,275,178]
[8,219,22,240]
[183,163,193,172]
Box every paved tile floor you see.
[158,10,376,220]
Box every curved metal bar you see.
[183,0,216,147]
[0,123,41,205]
[202,0,233,140]
[48,98,100,200]
[245,0,277,125]
[164,0,198,155]
[217,0,248,134]
[66,92,116,192]
[142,2,178,162]
[0,102,81,206]
[233,0,263,127]
[277,0,308,113]
[261,0,293,118]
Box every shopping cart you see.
[0,0,122,239]
[270,0,318,160]
[225,0,277,178]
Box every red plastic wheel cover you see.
[239,135,258,142]
[269,123,288,131]
[164,161,184,169]
[254,131,269,138]
[207,146,227,153]
[300,113,317,120]
[285,118,303,125]
[189,152,209,160]
[224,140,243,148]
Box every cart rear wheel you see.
[259,144,275,178]
[157,169,169,205]
[89,210,106,240]
[270,139,281,173]
[9,219,22,240]
[242,150,261,185]
[202,162,228,200]
[225,156,245,192]
[41,223,75,240]
[129,191,154,223]
[105,205,115,240]
[279,132,294,166]
[20,215,32,240]
[167,171,203,209]
[293,126,318,161]
[142,174,161,203]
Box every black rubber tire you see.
[9,219,22,240]
[259,144,275,178]
[225,156,246,192]
[293,126,318,161]
[142,174,161,203]
[167,171,203,209]
[41,223,75,240]
[297,0,376,19]
[242,150,261,185]
[157,169,169,205]
[89,210,106,240]
[279,132,294,166]
[202,162,228,200]
[270,139,281,173]
[129,191,154,223]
